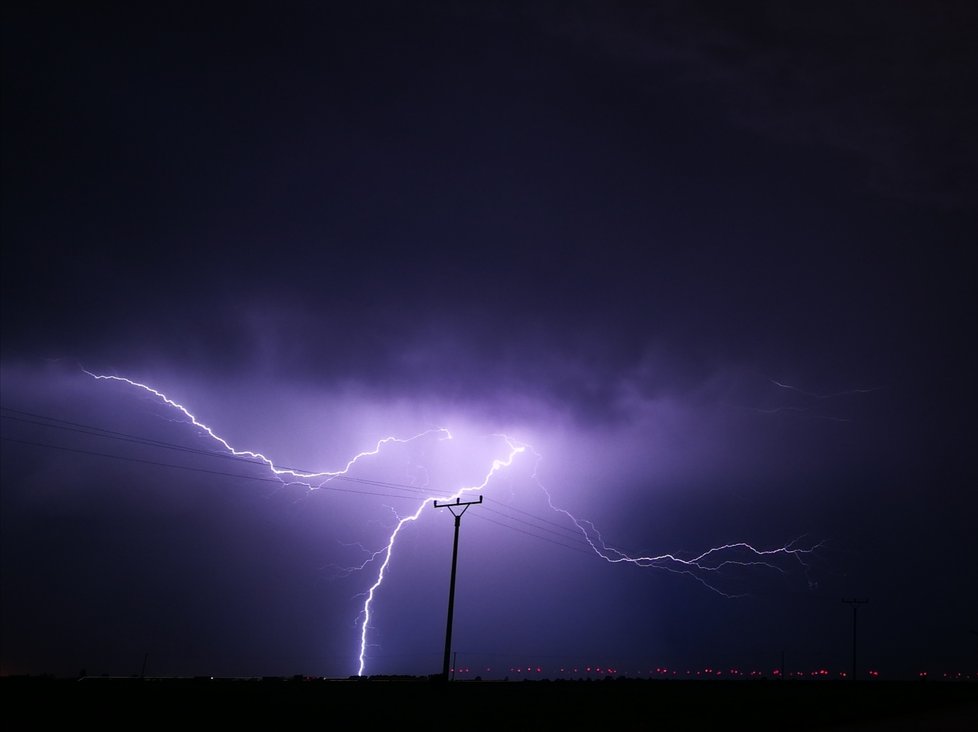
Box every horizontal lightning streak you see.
[505,440,821,598]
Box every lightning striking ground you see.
[83,370,819,674]
[354,438,524,675]
[83,370,524,675]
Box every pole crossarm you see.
[433,495,483,518]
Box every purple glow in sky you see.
[2,3,976,680]
[47,367,820,677]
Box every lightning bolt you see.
[355,436,525,676]
[82,370,819,675]
[82,370,451,488]
[82,369,523,676]
[503,438,821,598]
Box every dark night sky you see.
[2,2,976,680]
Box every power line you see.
[1,413,602,559]
[0,407,442,496]
[485,498,591,536]
[2,411,257,461]
[471,512,594,555]
[4,434,601,561]
[482,503,590,542]
[1,437,431,501]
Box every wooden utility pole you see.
[434,495,482,681]
[842,598,869,680]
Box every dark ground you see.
[3,676,976,728]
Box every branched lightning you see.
[323,539,394,579]
[83,370,820,675]
[748,378,883,423]
[82,371,451,488]
[503,438,821,598]
[82,369,523,676]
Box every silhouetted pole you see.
[434,495,483,681]
[842,598,869,680]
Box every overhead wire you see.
[1,406,596,557]
[1,407,442,494]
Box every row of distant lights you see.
[450,667,975,680]
[497,667,855,678]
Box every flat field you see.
[3,676,976,729]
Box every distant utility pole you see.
[434,495,483,682]
[842,598,869,680]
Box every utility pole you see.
[434,495,483,682]
[842,598,869,680]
